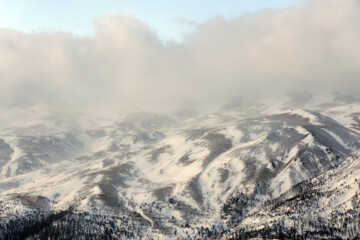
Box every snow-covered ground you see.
[0,95,360,239]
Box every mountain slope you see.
[224,150,360,239]
[0,108,359,239]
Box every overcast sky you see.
[0,0,359,114]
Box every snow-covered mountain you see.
[0,97,360,239]
[224,150,360,239]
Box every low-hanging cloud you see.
[0,0,359,114]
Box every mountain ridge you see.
[0,103,359,239]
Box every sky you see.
[0,0,300,41]
[0,0,359,115]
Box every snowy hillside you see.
[0,99,360,239]
[225,150,360,239]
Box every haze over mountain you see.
[1,0,360,115]
[1,0,360,239]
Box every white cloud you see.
[0,0,359,113]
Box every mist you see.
[0,0,359,115]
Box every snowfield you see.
[1,97,360,239]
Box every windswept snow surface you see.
[0,100,360,239]
[225,150,360,239]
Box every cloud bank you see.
[0,0,359,113]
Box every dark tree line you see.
[0,209,146,239]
